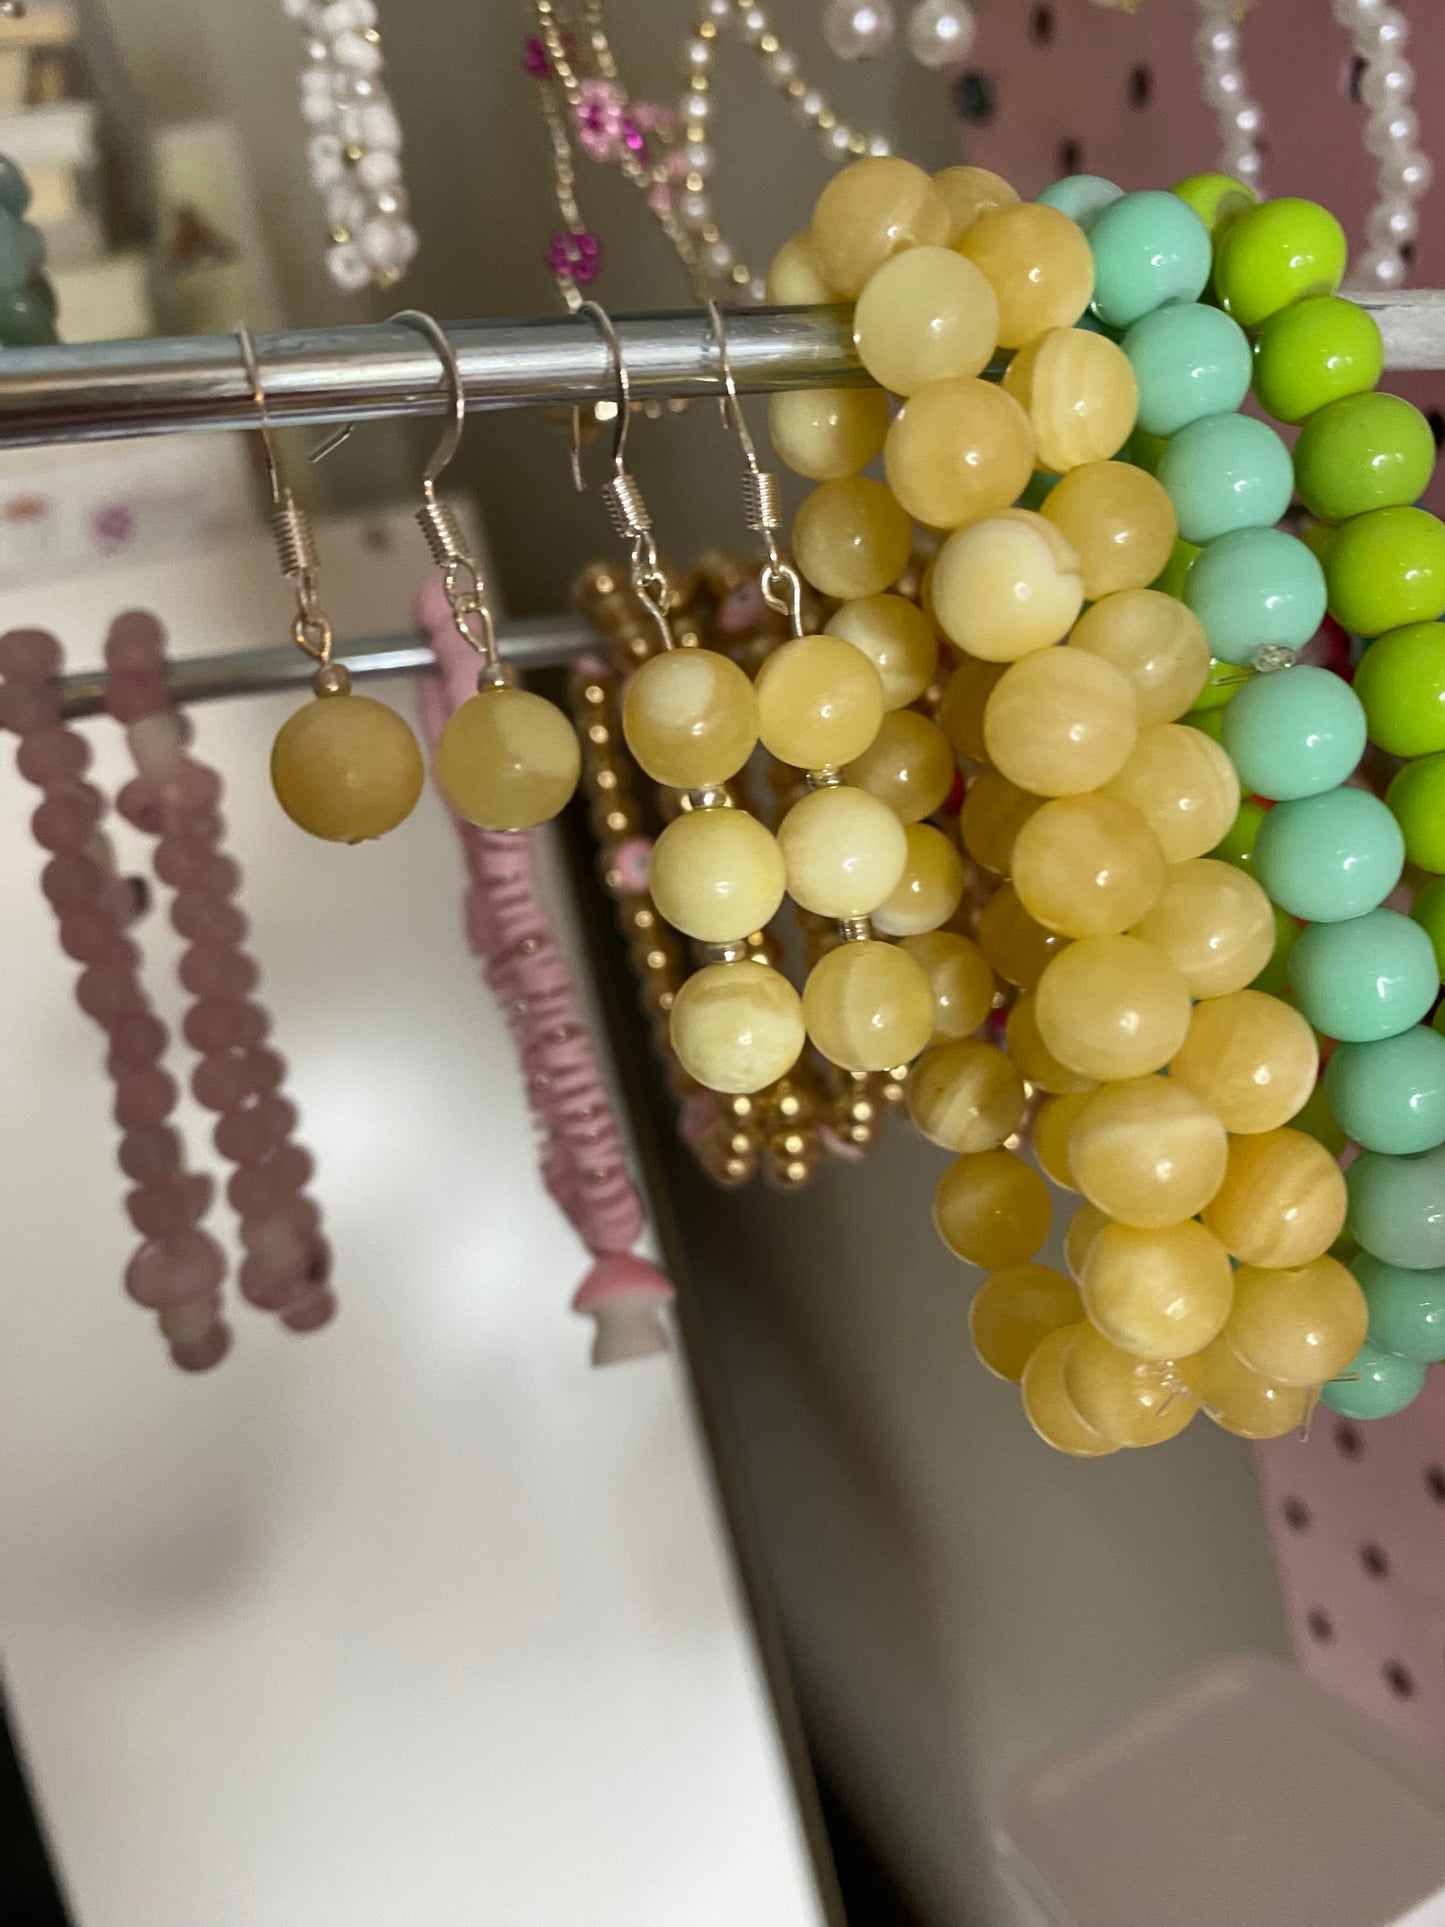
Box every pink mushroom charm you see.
[572,1253,675,1366]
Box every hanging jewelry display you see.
[1332,0,1431,291]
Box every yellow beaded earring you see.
[242,326,425,843]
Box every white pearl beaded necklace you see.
[1332,0,1432,291]
[1193,0,1266,193]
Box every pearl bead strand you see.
[1332,0,1433,291]
[1193,0,1266,193]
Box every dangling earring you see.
[392,309,582,832]
[237,324,425,843]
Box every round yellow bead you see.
[939,655,1007,762]
[1001,327,1139,473]
[931,511,1084,660]
[956,202,1095,348]
[670,957,805,1094]
[1194,1336,1310,1440]
[900,930,996,1038]
[1168,989,1319,1135]
[1005,990,1098,1095]
[873,822,966,935]
[983,647,1139,796]
[971,1264,1081,1381]
[827,594,939,710]
[909,1037,1026,1152]
[961,768,1041,873]
[1064,1201,1111,1283]
[884,376,1036,530]
[1131,857,1275,998]
[647,806,786,943]
[978,883,1068,990]
[934,163,1019,244]
[934,1148,1052,1268]
[622,646,759,789]
[776,782,907,918]
[1224,1256,1368,1388]
[793,477,913,600]
[1021,1325,1119,1456]
[803,937,934,1072]
[1082,1218,1234,1359]
[1063,1324,1201,1446]
[1033,1091,1093,1189]
[1069,1077,1228,1229]
[844,709,955,823]
[1041,461,1179,600]
[810,155,950,297]
[1012,793,1167,938]
[755,631,885,769]
[854,246,999,396]
[767,385,891,481]
[765,229,837,303]
[1035,934,1192,1082]
[1201,1127,1347,1269]
[1102,722,1239,863]
[433,684,580,833]
[271,691,424,843]
[1068,590,1211,725]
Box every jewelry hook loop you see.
[237,322,333,668]
[236,322,286,511]
[576,298,633,482]
[705,298,757,466]
[705,301,803,637]
[390,308,467,495]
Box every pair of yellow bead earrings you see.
[248,315,581,844]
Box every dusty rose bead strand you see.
[0,625,231,1371]
[102,612,336,1336]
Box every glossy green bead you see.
[1290,907,1438,1043]
[0,155,31,220]
[0,281,55,348]
[1171,172,1258,239]
[1327,506,1445,638]
[1122,303,1252,438]
[1182,706,1225,743]
[1299,520,1339,569]
[1347,1142,1445,1270]
[1251,902,1303,999]
[1126,426,1167,474]
[1192,658,1255,713]
[1355,1250,1445,1361]
[1019,469,1060,511]
[1413,875,1445,975]
[1087,190,1211,330]
[1325,1027,1445,1155]
[1211,795,1267,871]
[1319,1339,1427,1420]
[1039,174,1122,227]
[1221,664,1366,800]
[1157,413,1294,545]
[1255,786,1403,922]
[1291,1076,1349,1156]
[1213,197,1348,330]
[1184,528,1327,667]
[1294,393,1436,524]
[1386,752,1445,872]
[1354,623,1445,756]
[1251,295,1384,427]
[1151,537,1201,599]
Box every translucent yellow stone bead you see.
[978,884,1068,991]
[1194,1336,1310,1440]
[755,631,885,769]
[1224,1256,1369,1388]
[1082,1218,1234,1359]
[765,228,837,304]
[1201,1127,1348,1268]
[901,930,996,1038]
[622,646,759,789]
[803,937,934,1071]
[934,1147,1052,1268]
[1041,461,1179,600]
[809,155,950,297]
[961,768,1041,873]
[1035,934,1192,1081]
[1063,1324,1201,1446]
[432,685,579,833]
[1005,991,1098,1095]
[873,822,967,936]
[931,511,1084,660]
[776,783,907,918]
[1102,722,1239,864]
[767,386,892,482]
[1168,989,1318,1135]
[1012,793,1167,938]
[272,691,425,842]
[939,655,1007,763]
[1068,590,1211,726]
[971,1264,1081,1380]
[854,246,999,397]
[1064,1202,1111,1283]
[1021,1325,1120,1456]
[844,710,955,823]
[828,594,939,710]
[934,163,1019,245]
[884,377,1036,531]
[983,647,1139,797]
[1069,1077,1228,1229]
[793,478,913,600]
[647,806,786,944]
[1131,857,1275,998]
[1033,1091,1093,1188]
[908,1037,1026,1152]
[1001,328,1139,473]
[956,202,1095,348]
[670,957,805,1094]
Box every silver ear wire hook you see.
[237,323,335,670]
[575,299,672,647]
[706,300,805,638]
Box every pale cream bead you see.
[934,1148,1052,1268]
[854,246,999,396]
[884,376,1035,530]
[622,646,759,789]
[1035,934,1192,1082]
[872,822,966,935]
[971,1264,1081,1382]
[777,782,907,918]
[1168,989,1319,1135]
[983,647,1138,797]
[274,692,424,842]
[670,957,805,1094]
[1131,858,1275,998]
[647,806,786,943]
[1001,328,1139,473]
[1012,793,1166,938]
[1021,1325,1119,1456]
[828,594,939,711]
[1005,990,1097,1095]
[1064,1201,1111,1283]
[755,631,885,769]
[1103,723,1240,863]
[766,229,837,304]
[804,937,935,1072]
[844,709,956,822]
[956,202,1095,348]
[934,164,1019,245]
[768,386,892,481]
[1062,1323,1201,1446]
[810,155,950,297]
[1068,590,1212,726]
[1224,1257,1368,1389]
[931,510,1083,661]
[1082,1218,1234,1360]
[908,1036,1025,1151]
[960,767,1040,873]
[1068,1077,1228,1229]
[1040,461,1179,600]
[432,686,577,833]
[1033,1090,1093,1189]
[900,930,996,1038]
[978,883,1068,990]
[793,477,913,600]
[1201,1128,1348,1269]
[1194,1337,1311,1441]
[939,654,1007,763]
